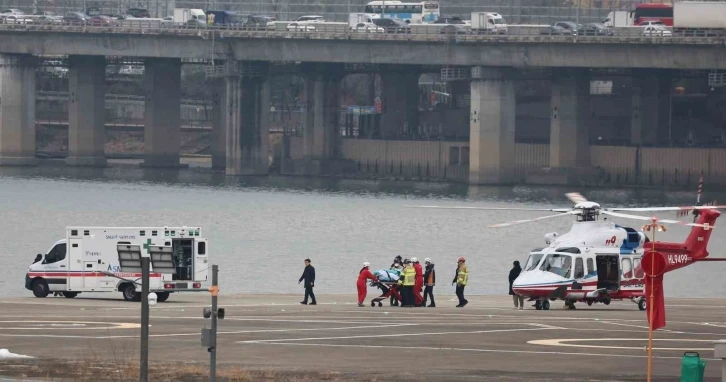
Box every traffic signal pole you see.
[209,265,219,382]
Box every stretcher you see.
[369,280,401,307]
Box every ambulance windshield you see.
[539,254,572,278]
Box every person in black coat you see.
[509,261,523,310]
[299,258,317,305]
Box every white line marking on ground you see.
[0,321,139,330]
[238,327,548,344]
[243,342,717,361]
[528,338,715,351]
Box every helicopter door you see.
[595,254,620,292]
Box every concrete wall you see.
[288,137,726,186]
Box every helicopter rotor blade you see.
[405,205,571,212]
[607,206,726,212]
[487,211,576,228]
[600,210,713,228]
[565,192,588,205]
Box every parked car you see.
[372,18,409,33]
[434,16,465,24]
[286,22,315,31]
[89,15,117,26]
[439,23,467,35]
[294,15,324,23]
[125,8,150,18]
[352,22,384,33]
[541,21,580,35]
[637,20,665,27]
[642,24,672,36]
[63,11,88,24]
[580,22,614,36]
[1,14,33,24]
[245,15,274,29]
[1,9,25,15]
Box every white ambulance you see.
[25,227,209,302]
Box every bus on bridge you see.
[364,1,440,23]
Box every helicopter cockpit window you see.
[539,254,572,278]
[525,253,544,271]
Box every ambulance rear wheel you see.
[156,292,170,303]
[32,280,49,298]
[121,284,139,302]
[638,298,647,311]
[541,300,550,310]
[62,292,79,299]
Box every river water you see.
[1,164,725,299]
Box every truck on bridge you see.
[674,1,726,37]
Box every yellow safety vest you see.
[400,266,416,286]
[457,264,468,286]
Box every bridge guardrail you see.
[0,18,724,44]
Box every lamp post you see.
[641,218,667,382]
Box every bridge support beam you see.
[380,66,420,138]
[285,63,355,176]
[142,58,183,168]
[0,54,36,166]
[66,55,106,167]
[224,74,271,176]
[530,69,593,185]
[211,79,226,170]
[468,67,516,185]
[631,71,671,146]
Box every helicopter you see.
[412,192,724,311]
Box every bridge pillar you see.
[522,69,596,186]
[142,58,183,168]
[631,72,671,146]
[210,79,226,170]
[468,67,516,185]
[379,66,420,138]
[66,56,106,167]
[285,63,355,176]
[224,74,271,176]
[0,54,36,166]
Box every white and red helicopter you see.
[413,192,724,310]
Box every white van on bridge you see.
[25,227,209,302]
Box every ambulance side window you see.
[43,243,67,264]
[197,241,206,255]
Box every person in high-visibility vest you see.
[452,257,469,307]
[412,257,424,307]
[357,262,378,307]
[398,259,416,307]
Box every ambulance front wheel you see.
[32,279,49,298]
[638,298,647,311]
[156,292,170,303]
[121,283,140,302]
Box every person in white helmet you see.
[423,258,436,307]
[357,262,378,307]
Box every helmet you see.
[411,257,418,262]
[458,257,466,262]
[363,262,370,267]
[424,258,431,263]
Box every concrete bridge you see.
[0,24,724,183]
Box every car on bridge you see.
[352,22,384,33]
[541,21,580,36]
[294,15,325,23]
[125,8,150,18]
[62,12,89,25]
[580,23,614,36]
[89,15,118,27]
[433,16,466,25]
[0,9,24,16]
[286,22,316,32]
[372,18,410,33]
[642,24,672,36]
[1,14,33,24]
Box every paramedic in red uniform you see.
[357,262,378,307]
[412,257,424,307]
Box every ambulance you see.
[25,227,209,302]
